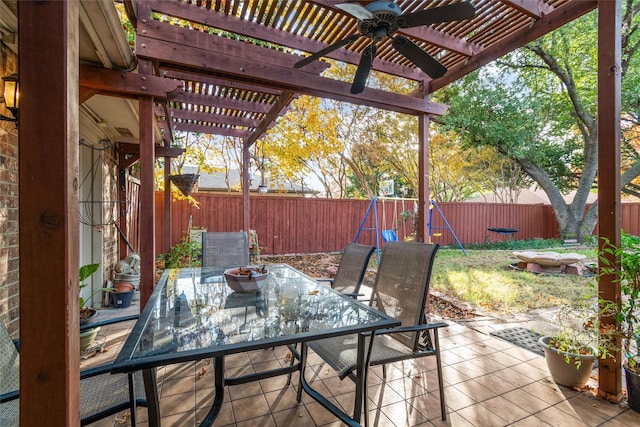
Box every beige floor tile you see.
[260,375,296,393]
[479,395,531,424]
[453,378,500,402]
[500,387,552,414]
[195,401,234,427]
[553,393,626,426]
[225,352,252,368]
[510,362,553,382]
[157,411,196,426]
[304,399,341,426]
[473,372,519,395]
[235,414,276,426]
[456,402,510,427]
[606,408,640,425]
[367,382,406,407]
[321,375,357,397]
[441,385,477,411]
[232,394,271,422]
[380,399,430,426]
[429,411,475,427]
[271,406,315,427]
[533,404,589,427]
[405,391,447,422]
[510,414,553,426]
[159,390,195,417]
[227,380,264,400]
[386,376,428,398]
[161,376,196,397]
[264,387,302,412]
[491,365,540,388]
[441,365,472,385]
[366,408,397,427]
[521,381,566,405]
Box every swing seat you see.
[487,227,519,234]
[382,230,398,242]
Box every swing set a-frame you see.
[354,197,466,263]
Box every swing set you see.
[354,198,466,261]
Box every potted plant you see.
[599,232,640,412]
[538,301,600,389]
[79,263,111,350]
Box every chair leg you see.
[433,330,447,420]
[297,343,308,403]
[127,373,137,427]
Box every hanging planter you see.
[169,173,199,197]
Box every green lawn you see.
[430,246,597,315]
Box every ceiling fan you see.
[294,1,475,94]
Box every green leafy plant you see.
[160,235,202,268]
[598,232,640,373]
[545,300,601,367]
[79,263,112,321]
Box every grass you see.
[430,239,598,315]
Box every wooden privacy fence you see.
[154,192,640,255]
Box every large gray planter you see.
[539,335,596,389]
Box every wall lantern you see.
[1,74,19,128]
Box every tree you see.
[439,3,640,242]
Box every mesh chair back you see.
[202,231,250,267]
[369,241,439,350]
[0,320,19,396]
[332,243,376,294]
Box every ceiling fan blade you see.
[399,2,475,28]
[294,33,363,68]
[351,42,377,94]
[336,3,374,20]
[392,35,447,78]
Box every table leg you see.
[143,368,160,427]
[199,356,226,427]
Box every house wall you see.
[78,113,122,308]
[0,45,19,336]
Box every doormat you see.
[490,327,544,356]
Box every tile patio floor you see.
[83,300,640,427]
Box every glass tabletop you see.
[113,264,399,371]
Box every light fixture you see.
[1,74,19,128]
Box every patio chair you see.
[316,242,375,298]
[304,241,447,425]
[0,315,147,426]
[201,231,250,267]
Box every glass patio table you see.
[111,264,400,427]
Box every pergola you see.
[12,0,623,424]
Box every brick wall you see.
[0,45,19,337]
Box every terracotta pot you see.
[114,282,135,293]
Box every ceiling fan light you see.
[365,1,403,17]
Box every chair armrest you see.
[341,292,365,299]
[315,278,335,287]
[0,390,19,403]
[80,314,140,332]
[371,321,448,337]
[80,363,115,379]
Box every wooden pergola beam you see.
[118,142,185,160]
[597,0,622,403]
[79,64,184,99]
[431,0,597,91]
[137,35,448,115]
[151,0,426,81]
[19,1,80,424]
[246,91,296,146]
